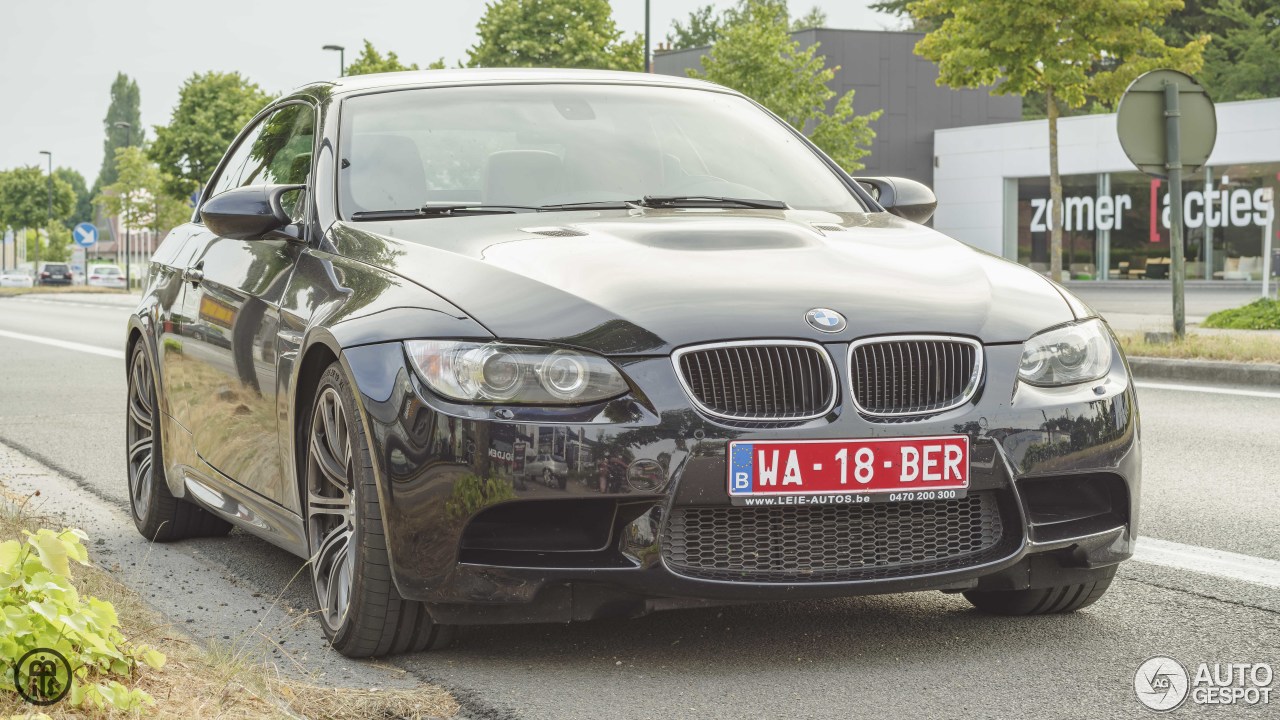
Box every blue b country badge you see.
[729,443,753,494]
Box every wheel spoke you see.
[324,544,350,614]
[307,488,351,518]
[133,458,151,506]
[320,393,338,451]
[310,432,348,491]
[128,397,152,431]
[312,522,351,571]
[131,357,153,414]
[335,406,351,467]
[128,435,152,463]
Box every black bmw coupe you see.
[126,69,1139,658]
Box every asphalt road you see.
[0,293,1276,719]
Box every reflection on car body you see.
[125,69,1139,659]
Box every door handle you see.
[182,267,204,286]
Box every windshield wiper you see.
[350,204,543,221]
[639,195,788,210]
[538,200,638,210]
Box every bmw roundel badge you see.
[806,308,847,333]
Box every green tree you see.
[466,0,643,71]
[0,167,75,232]
[344,40,420,75]
[790,5,827,30]
[667,4,722,49]
[95,73,144,190]
[149,71,273,202]
[54,167,93,226]
[97,147,192,241]
[32,222,72,263]
[1188,1,1280,102]
[691,0,881,172]
[869,0,939,31]
[0,166,75,269]
[911,0,1206,281]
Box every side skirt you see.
[177,461,309,559]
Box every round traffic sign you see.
[73,222,98,247]
[1116,69,1216,178]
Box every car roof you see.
[290,68,738,100]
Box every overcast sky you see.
[1,1,897,186]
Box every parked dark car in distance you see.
[39,262,72,286]
[125,69,1139,658]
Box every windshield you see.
[338,83,864,218]
[93,266,120,275]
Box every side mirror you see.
[200,184,305,240]
[853,176,937,224]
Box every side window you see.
[207,122,267,200]
[205,103,316,221]
[240,104,315,187]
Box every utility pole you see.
[38,151,52,277]
[113,121,133,290]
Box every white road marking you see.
[1134,537,1280,589]
[1134,381,1280,400]
[3,297,136,311]
[0,329,124,360]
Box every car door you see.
[180,102,317,504]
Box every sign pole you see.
[1164,81,1186,339]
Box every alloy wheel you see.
[126,348,155,521]
[307,386,357,632]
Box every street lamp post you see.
[644,0,651,72]
[113,121,133,290]
[38,150,51,279]
[323,45,345,77]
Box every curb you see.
[1128,356,1280,386]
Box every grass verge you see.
[0,490,458,719]
[1118,330,1280,364]
[0,287,130,298]
[1201,298,1280,330]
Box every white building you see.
[933,97,1280,282]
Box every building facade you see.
[934,98,1280,281]
[653,29,1021,187]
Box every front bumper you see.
[342,339,1139,624]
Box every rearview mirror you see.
[200,184,305,240]
[853,176,937,225]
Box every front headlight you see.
[1018,319,1113,387]
[404,340,629,405]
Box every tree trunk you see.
[1047,87,1063,282]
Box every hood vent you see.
[521,226,588,238]
[811,223,847,233]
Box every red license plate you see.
[728,435,969,505]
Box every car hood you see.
[330,209,1075,355]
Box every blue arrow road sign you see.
[73,223,98,247]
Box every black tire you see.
[963,565,1117,616]
[304,362,455,658]
[126,342,231,542]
